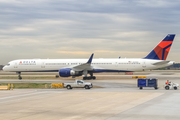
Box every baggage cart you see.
[138,78,158,90]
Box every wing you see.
[72,53,94,71]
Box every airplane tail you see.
[144,34,175,60]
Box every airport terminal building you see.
[0,65,4,70]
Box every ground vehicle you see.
[64,79,93,90]
[138,78,158,90]
[165,82,179,90]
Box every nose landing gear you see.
[16,72,22,80]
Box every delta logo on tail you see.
[144,34,175,60]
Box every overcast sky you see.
[0,0,180,64]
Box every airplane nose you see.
[2,66,6,71]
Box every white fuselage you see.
[3,58,174,72]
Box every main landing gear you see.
[17,72,22,80]
[83,72,96,80]
[83,76,96,80]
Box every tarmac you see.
[0,72,180,120]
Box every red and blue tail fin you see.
[144,34,175,60]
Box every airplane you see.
[3,34,175,80]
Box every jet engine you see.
[59,68,81,77]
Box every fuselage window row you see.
[45,63,113,65]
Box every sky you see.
[0,0,180,64]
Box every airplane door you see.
[41,62,45,68]
[14,62,18,68]
[115,62,118,67]
[142,61,146,68]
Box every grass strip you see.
[1,83,51,89]
[0,83,103,89]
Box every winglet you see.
[87,53,94,64]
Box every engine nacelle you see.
[59,68,81,77]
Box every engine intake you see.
[59,68,81,77]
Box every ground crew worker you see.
[166,80,169,85]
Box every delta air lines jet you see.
[3,34,175,80]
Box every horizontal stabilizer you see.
[152,61,170,65]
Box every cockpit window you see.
[6,63,10,66]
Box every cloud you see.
[13,27,35,32]
[136,0,179,8]
[57,50,147,58]
[0,0,180,64]
[57,51,90,55]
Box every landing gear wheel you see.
[154,87,158,90]
[18,75,22,80]
[83,76,96,80]
[165,86,169,90]
[83,77,91,80]
[17,72,22,80]
[55,75,59,78]
[139,87,143,90]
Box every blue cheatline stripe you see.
[162,44,172,60]
[93,69,133,73]
[14,70,59,72]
